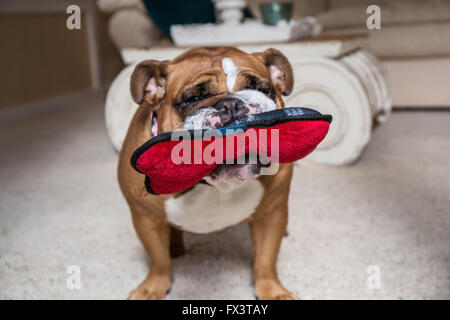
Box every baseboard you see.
[0,90,104,124]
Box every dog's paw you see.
[128,275,171,300]
[254,279,300,300]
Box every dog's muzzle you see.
[183,89,278,191]
[183,90,277,131]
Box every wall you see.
[0,13,92,108]
[0,1,123,110]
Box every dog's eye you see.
[177,81,214,109]
[254,85,276,100]
[185,95,201,105]
[178,94,209,109]
[257,87,271,95]
[244,75,276,100]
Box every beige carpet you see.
[0,96,449,299]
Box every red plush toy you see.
[131,107,332,194]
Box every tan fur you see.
[118,47,298,300]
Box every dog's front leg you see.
[249,194,299,300]
[128,204,172,300]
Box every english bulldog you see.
[118,47,297,300]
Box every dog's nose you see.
[213,97,247,124]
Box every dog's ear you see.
[253,48,294,96]
[130,59,169,107]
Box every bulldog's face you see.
[130,47,293,191]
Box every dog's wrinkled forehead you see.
[170,54,277,130]
[168,50,271,99]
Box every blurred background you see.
[0,0,449,299]
[2,0,450,111]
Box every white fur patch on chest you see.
[165,179,264,234]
